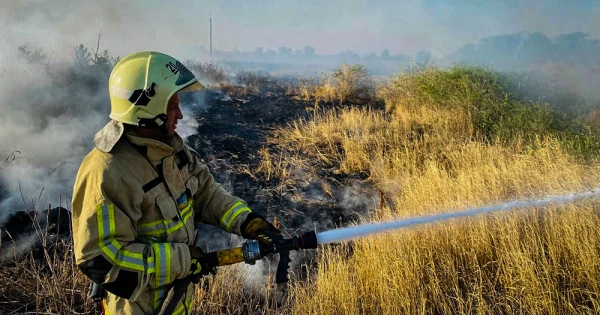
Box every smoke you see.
[0,1,217,218]
[0,53,110,215]
[0,1,185,59]
[340,183,377,217]
[178,92,208,139]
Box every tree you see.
[415,50,431,68]
[72,44,90,69]
[278,46,293,56]
[365,52,378,60]
[18,46,46,64]
[304,46,316,57]
[381,49,391,60]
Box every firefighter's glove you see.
[188,246,216,283]
[242,213,282,245]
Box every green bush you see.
[384,66,600,159]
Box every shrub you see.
[330,63,375,105]
[294,63,377,107]
[186,61,229,87]
[235,70,272,94]
[379,66,600,158]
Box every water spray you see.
[317,186,600,244]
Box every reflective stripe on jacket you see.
[72,130,251,315]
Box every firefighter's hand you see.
[188,246,216,283]
[242,213,282,245]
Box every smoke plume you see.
[0,2,211,218]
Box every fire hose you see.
[156,231,318,315]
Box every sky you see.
[2,0,600,61]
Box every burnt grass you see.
[185,89,382,249]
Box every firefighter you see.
[72,51,280,315]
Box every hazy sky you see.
[2,0,600,60]
[2,0,600,59]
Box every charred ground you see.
[185,87,381,248]
[0,83,380,260]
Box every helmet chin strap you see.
[138,114,168,129]
[137,114,169,137]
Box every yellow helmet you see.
[108,51,204,127]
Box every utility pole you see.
[209,14,213,60]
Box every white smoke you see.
[0,54,109,214]
[0,2,212,217]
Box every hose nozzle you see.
[242,240,262,264]
[286,231,318,250]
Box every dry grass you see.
[186,61,229,88]
[266,72,600,314]
[191,262,311,315]
[4,66,600,314]
[292,203,600,314]
[0,211,95,314]
[0,244,95,314]
[291,63,376,108]
[235,70,274,95]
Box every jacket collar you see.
[93,119,184,162]
[125,131,184,164]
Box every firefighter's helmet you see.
[108,51,204,127]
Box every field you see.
[2,61,600,314]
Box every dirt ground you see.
[185,89,379,250]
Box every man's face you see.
[165,93,183,136]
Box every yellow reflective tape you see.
[97,204,105,242]
[138,200,195,236]
[153,287,169,310]
[225,207,251,231]
[138,203,194,229]
[138,220,163,229]
[220,201,243,228]
[96,204,155,273]
[173,293,194,315]
[165,245,171,285]
[220,201,250,230]
[107,204,155,263]
[155,243,161,289]
[137,228,167,237]
[108,204,116,234]
[103,300,112,315]
[165,201,194,234]
[154,287,167,311]
[224,207,250,230]
[154,290,159,311]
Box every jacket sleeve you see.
[72,154,191,301]
[187,148,252,236]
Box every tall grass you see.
[264,67,600,314]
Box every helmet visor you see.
[179,80,205,93]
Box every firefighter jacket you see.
[72,121,252,315]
